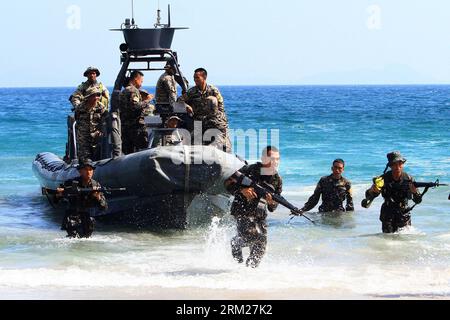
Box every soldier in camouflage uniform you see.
[70,67,110,111]
[56,159,107,238]
[75,87,108,161]
[299,159,354,214]
[225,146,283,268]
[155,63,178,106]
[362,151,422,234]
[119,71,155,155]
[180,68,231,152]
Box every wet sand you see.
[3,286,446,300]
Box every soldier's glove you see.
[373,176,385,192]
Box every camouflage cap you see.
[165,62,181,71]
[84,67,101,77]
[84,87,102,99]
[77,158,96,170]
[387,151,407,166]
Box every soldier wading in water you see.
[56,159,108,238]
[225,146,283,268]
[362,151,422,234]
[298,159,354,215]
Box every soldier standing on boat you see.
[119,71,155,155]
[361,151,423,234]
[297,159,354,215]
[75,87,108,161]
[180,68,231,152]
[155,63,178,106]
[70,67,110,111]
[56,159,108,238]
[225,146,283,268]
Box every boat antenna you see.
[131,0,135,25]
[168,4,171,27]
[156,1,162,27]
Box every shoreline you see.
[0,286,370,300]
[1,286,449,300]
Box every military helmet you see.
[84,67,101,77]
[164,62,178,70]
[168,115,182,122]
[84,87,102,99]
[387,151,407,166]
[77,159,96,170]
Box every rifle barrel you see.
[414,181,448,188]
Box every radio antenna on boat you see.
[156,0,162,26]
[131,0,135,25]
[168,4,171,27]
[155,3,172,28]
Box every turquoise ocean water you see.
[0,85,449,298]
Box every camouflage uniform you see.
[365,171,422,233]
[119,84,155,155]
[60,177,107,238]
[180,84,231,152]
[75,100,108,161]
[226,163,283,268]
[302,175,354,213]
[70,81,110,111]
[155,71,178,105]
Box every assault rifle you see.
[63,187,127,197]
[362,179,448,210]
[231,171,316,225]
[42,181,126,208]
[413,180,448,190]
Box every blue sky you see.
[1,0,449,87]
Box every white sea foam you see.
[1,262,449,298]
[51,235,124,244]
